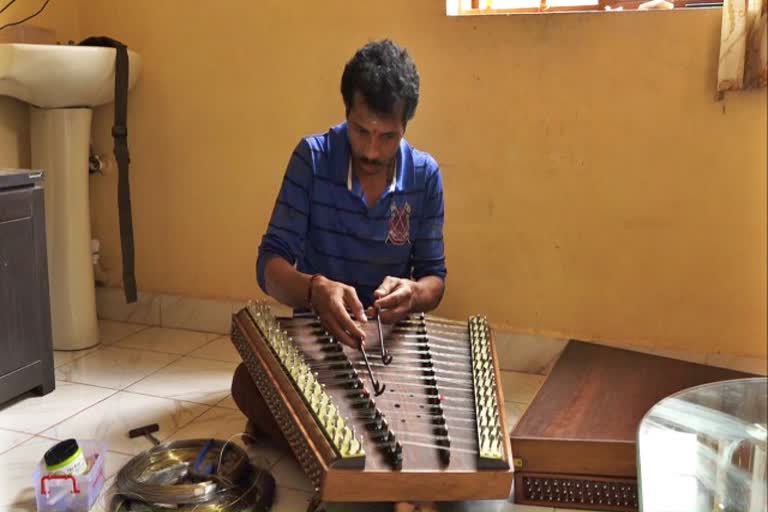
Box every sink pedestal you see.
[31,107,99,351]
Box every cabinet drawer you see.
[0,187,34,223]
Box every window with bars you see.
[447,0,722,14]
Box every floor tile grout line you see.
[184,333,241,361]
[214,394,236,408]
[54,362,183,394]
[159,327,231,336]
[51,378,127,393]
[0,431,33,456]
[106,447,138,457]
[104,341,217,357]
[31,388,120,438]
[0,382,121,438]
[10,393,217,457]
[206,404,242,413]
[50,352,232,426]
[102,350,187,392]
[121,342,236,360]
[0,431,61,457]
[104,322,154,345]
[53,344,147,374]
[157,403,215,445]
[157,296,238,335]
[99,328,228,358]
[53,345,105,368]
[0,379,119,410]
[104,320,230,338]
[0,426,38,435]
[120,352,234,395]
[112,387,232,408]
[53,356,234,406]
[182,354,242,364]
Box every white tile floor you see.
[0,320,594,512]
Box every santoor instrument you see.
[230,302,514,509]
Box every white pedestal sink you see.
[0,43,141,351]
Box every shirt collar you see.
[347,158,398,194]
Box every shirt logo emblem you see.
[387,201,412,246]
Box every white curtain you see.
[718,0,768,92]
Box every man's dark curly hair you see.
[341,39,420,125]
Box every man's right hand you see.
[309,275,368,348]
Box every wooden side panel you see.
[489,328,513,469]
[230,311,337,488]
[323,468,514,502]
[511,438,637,477]
[514,472,638,511]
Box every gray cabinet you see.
[0,169,54,404]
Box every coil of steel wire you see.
[109,438,275,511]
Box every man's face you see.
[347,91,405,177]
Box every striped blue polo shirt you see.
[257,122,447,307]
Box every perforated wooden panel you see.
[519,474,638,511]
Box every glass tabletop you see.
[637,377,767,512]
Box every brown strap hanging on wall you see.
[79,36,137,303]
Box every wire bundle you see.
[110,438,275,512]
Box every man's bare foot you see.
[243,419,292,452]
[243,419,263,446]
[394,502,437,512]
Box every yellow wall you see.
[0,96,29,168]
[4,1,766,359]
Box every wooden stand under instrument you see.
[510,340,753,511]
[230,304,514,504]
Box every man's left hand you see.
[370,276,419,324]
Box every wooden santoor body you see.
[230,307,513,503]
